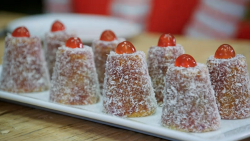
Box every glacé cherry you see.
[51,20,65,32]
[100,30,117,41]
[116,41,136,54]
[214,44,235,59]
[175,54,197,68]
[158,33,176,47]
[12,26,30,37]
[65,37,83,48]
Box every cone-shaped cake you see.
[50,37,100,105]
[92,30,125,90]
[207,44,250,119]
[44,20,72,78]
[0,26,50,93]
[162,54,220,132]
[103,41,157,117]
[147,34,184,105]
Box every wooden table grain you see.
[1,12,250,141]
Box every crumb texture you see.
[207,55,250,119]
[0,35,50,93]
[50,46,100,105]
[147,45,184,105]
[103,51,157,117]
[162,63,221,132]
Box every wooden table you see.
[1,12,250,141]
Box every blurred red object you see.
[71,0,203,35]
[44,0,72,13]
[72,0,111,15]
[48,0,250,40]
[236,21,250,39]
[184,0,249,39]
[147,0,199,34]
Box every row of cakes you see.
[152,34,250,132]
[1,20,250,133]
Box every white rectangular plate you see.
[1,90,250,141]
[0,62,250,141]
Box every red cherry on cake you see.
[116,41,136,54]
[65,37,83,48]
[214,44,235,59]
[175,54,197,68]
[51,20,65,32]
[12,26,30,37]
[100,30,117,41]
[158,33,176,47]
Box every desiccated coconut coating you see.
[103,51,157,117]
[162,63,221,132]
[0,35,50,93]
[50,46,100,105]
[147,45,184,105]
[207,54,250,119]
[44,31,72,78]
[92,38,125,90]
